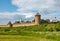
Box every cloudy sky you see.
[0,0,60,25]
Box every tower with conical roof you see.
[35,13,41,24]
[7,21,12,27]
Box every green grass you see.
[0,35,43,41]
[0,22,60,41]
[0,35,40,41]
[0,32,60,41]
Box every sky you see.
[0,0,60,25]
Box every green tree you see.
[41,19,50,23]
[32,19,35,22]
[45,19,50,23]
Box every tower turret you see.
[7,21,12,27]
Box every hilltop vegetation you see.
[0,22,60,35]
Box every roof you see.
[35,13,40,15]
[8,21,12,24]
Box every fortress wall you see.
[13,23,36,27]
[0,25,9,27]
[0,13,41,27]
[0,23,36,27]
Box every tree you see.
[32,19,35,22]
[45,19,50,23]
[14,21,20,24]
[41,19,50,23]
[26,21,31,23]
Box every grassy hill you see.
[0,22,60,41]
[0,22,59,35]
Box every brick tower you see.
[35,13,41,24]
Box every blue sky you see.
[0,0,60,25]
[0,0,17,12]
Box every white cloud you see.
[0,12,34,25]
[0,0,60,20]
[0,12,34,19]
[12,0,60,12]
[12,0,46,11]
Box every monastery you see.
[0,12,58,27]
[0,13,41,27]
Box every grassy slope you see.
[0,23,60,41]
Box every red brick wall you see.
[0,23,36,27]
[13,23,36,27]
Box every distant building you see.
[52,17,58,23]
[7,21,12,27]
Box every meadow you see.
[0,22,60,41]
[0,32,60,41]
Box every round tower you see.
[35,13,41,24]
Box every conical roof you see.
[8,21,12,24]
[35,12,40,15]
